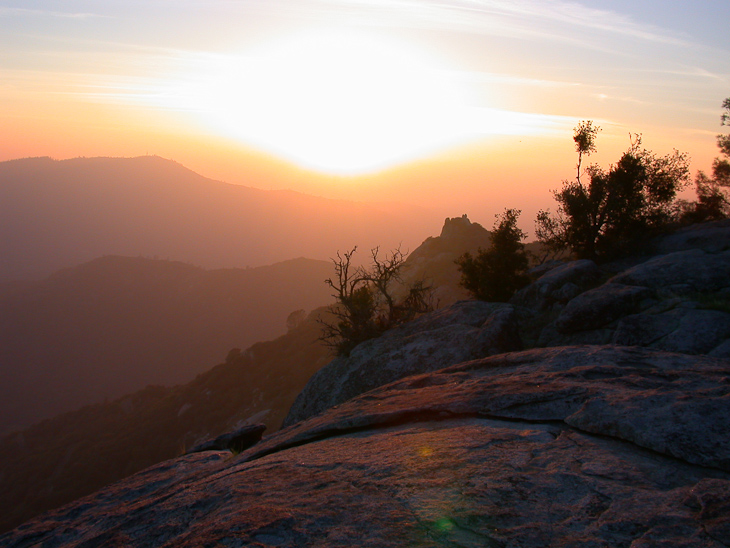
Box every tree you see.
[536,124,690,260]
[456,209,530,302]
[573,120,600,185]
[319,246,432,355]
[683,97,730,222]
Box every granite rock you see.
[186,423,266,454]
[4,346,729,548]
[555,283,652,333]
[282,300,521,427]
[511,259,602,311]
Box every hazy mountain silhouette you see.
[0,307,333,534]
[0,255,334,434]
[0,156,438,281]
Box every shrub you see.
[681,97,730,223]
[536,125,690,260]
[456,209,530,302]
[319,246,432,355]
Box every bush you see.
[536,125,690,260]
[456,209,530,302]
[319,247,432,355]
[680,97,730,223]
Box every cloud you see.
[0,7,107,20]
[309,0,691,47]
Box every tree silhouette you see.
[536,124,690,260]
[682,97,730,223]
[456,209,530,302]
[319,246,432,355]
[573,120,600,186]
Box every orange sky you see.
[2,1,728,235]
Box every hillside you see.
[0,156,438,281]
[0,216,493,534]
[2,220,729,547]
[0,309,333,535]
[0,255,334,433]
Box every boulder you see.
[651,219,730,254]
[4,346,729,548]
[537,323,614,347]
[710,339,730,359]
[613,309,730,355]
[186,423,266,454]
[555,283,652,333]
[511,259,602,311]
[610,249,730,297]
[283,300,521,427]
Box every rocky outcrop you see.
[4,346,729,547]
[285,222,730,428]
[554,283,652,333]
[186,423,266,454]
[650,218,730,254]
[398,214,493,307]
[511,259,603,312]
[515,223,730,355]
[283,300,521,427]
[610,249,730,296]
[613,308,730,357]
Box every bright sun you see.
[171,30,475,174]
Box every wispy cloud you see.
[0,7,107,20]
[310,0,692,47]
[644,67,728,81]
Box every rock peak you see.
[439,214,473,239]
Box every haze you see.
[2,0,728,229]
[1,1,730,535]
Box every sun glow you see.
[94,29,576,175]
[156,30,480,174]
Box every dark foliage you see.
[536,126,690,260]
[681,97,730,223]
[456,209,530,302]
[319,247,433,355]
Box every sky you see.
[1,0,729,231]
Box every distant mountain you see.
[0,308,332,535]
[0,156,438,281]
[0,255,334,434]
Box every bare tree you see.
[319,246,433,355]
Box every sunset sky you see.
[2,0,729,230]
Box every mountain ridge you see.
[0,155,438,281]
[0,254,335,434]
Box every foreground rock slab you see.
[284,300,521,427]
[3,346,729,547]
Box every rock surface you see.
[555,283,652,333]
[4,346,729,547]
[513,223,730,355]
[186,423,266,454]
[650,218,730,254]
[283,223,730,432]
[283,300,522,427]
[610,249,730,296]
[511,259,603,312]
